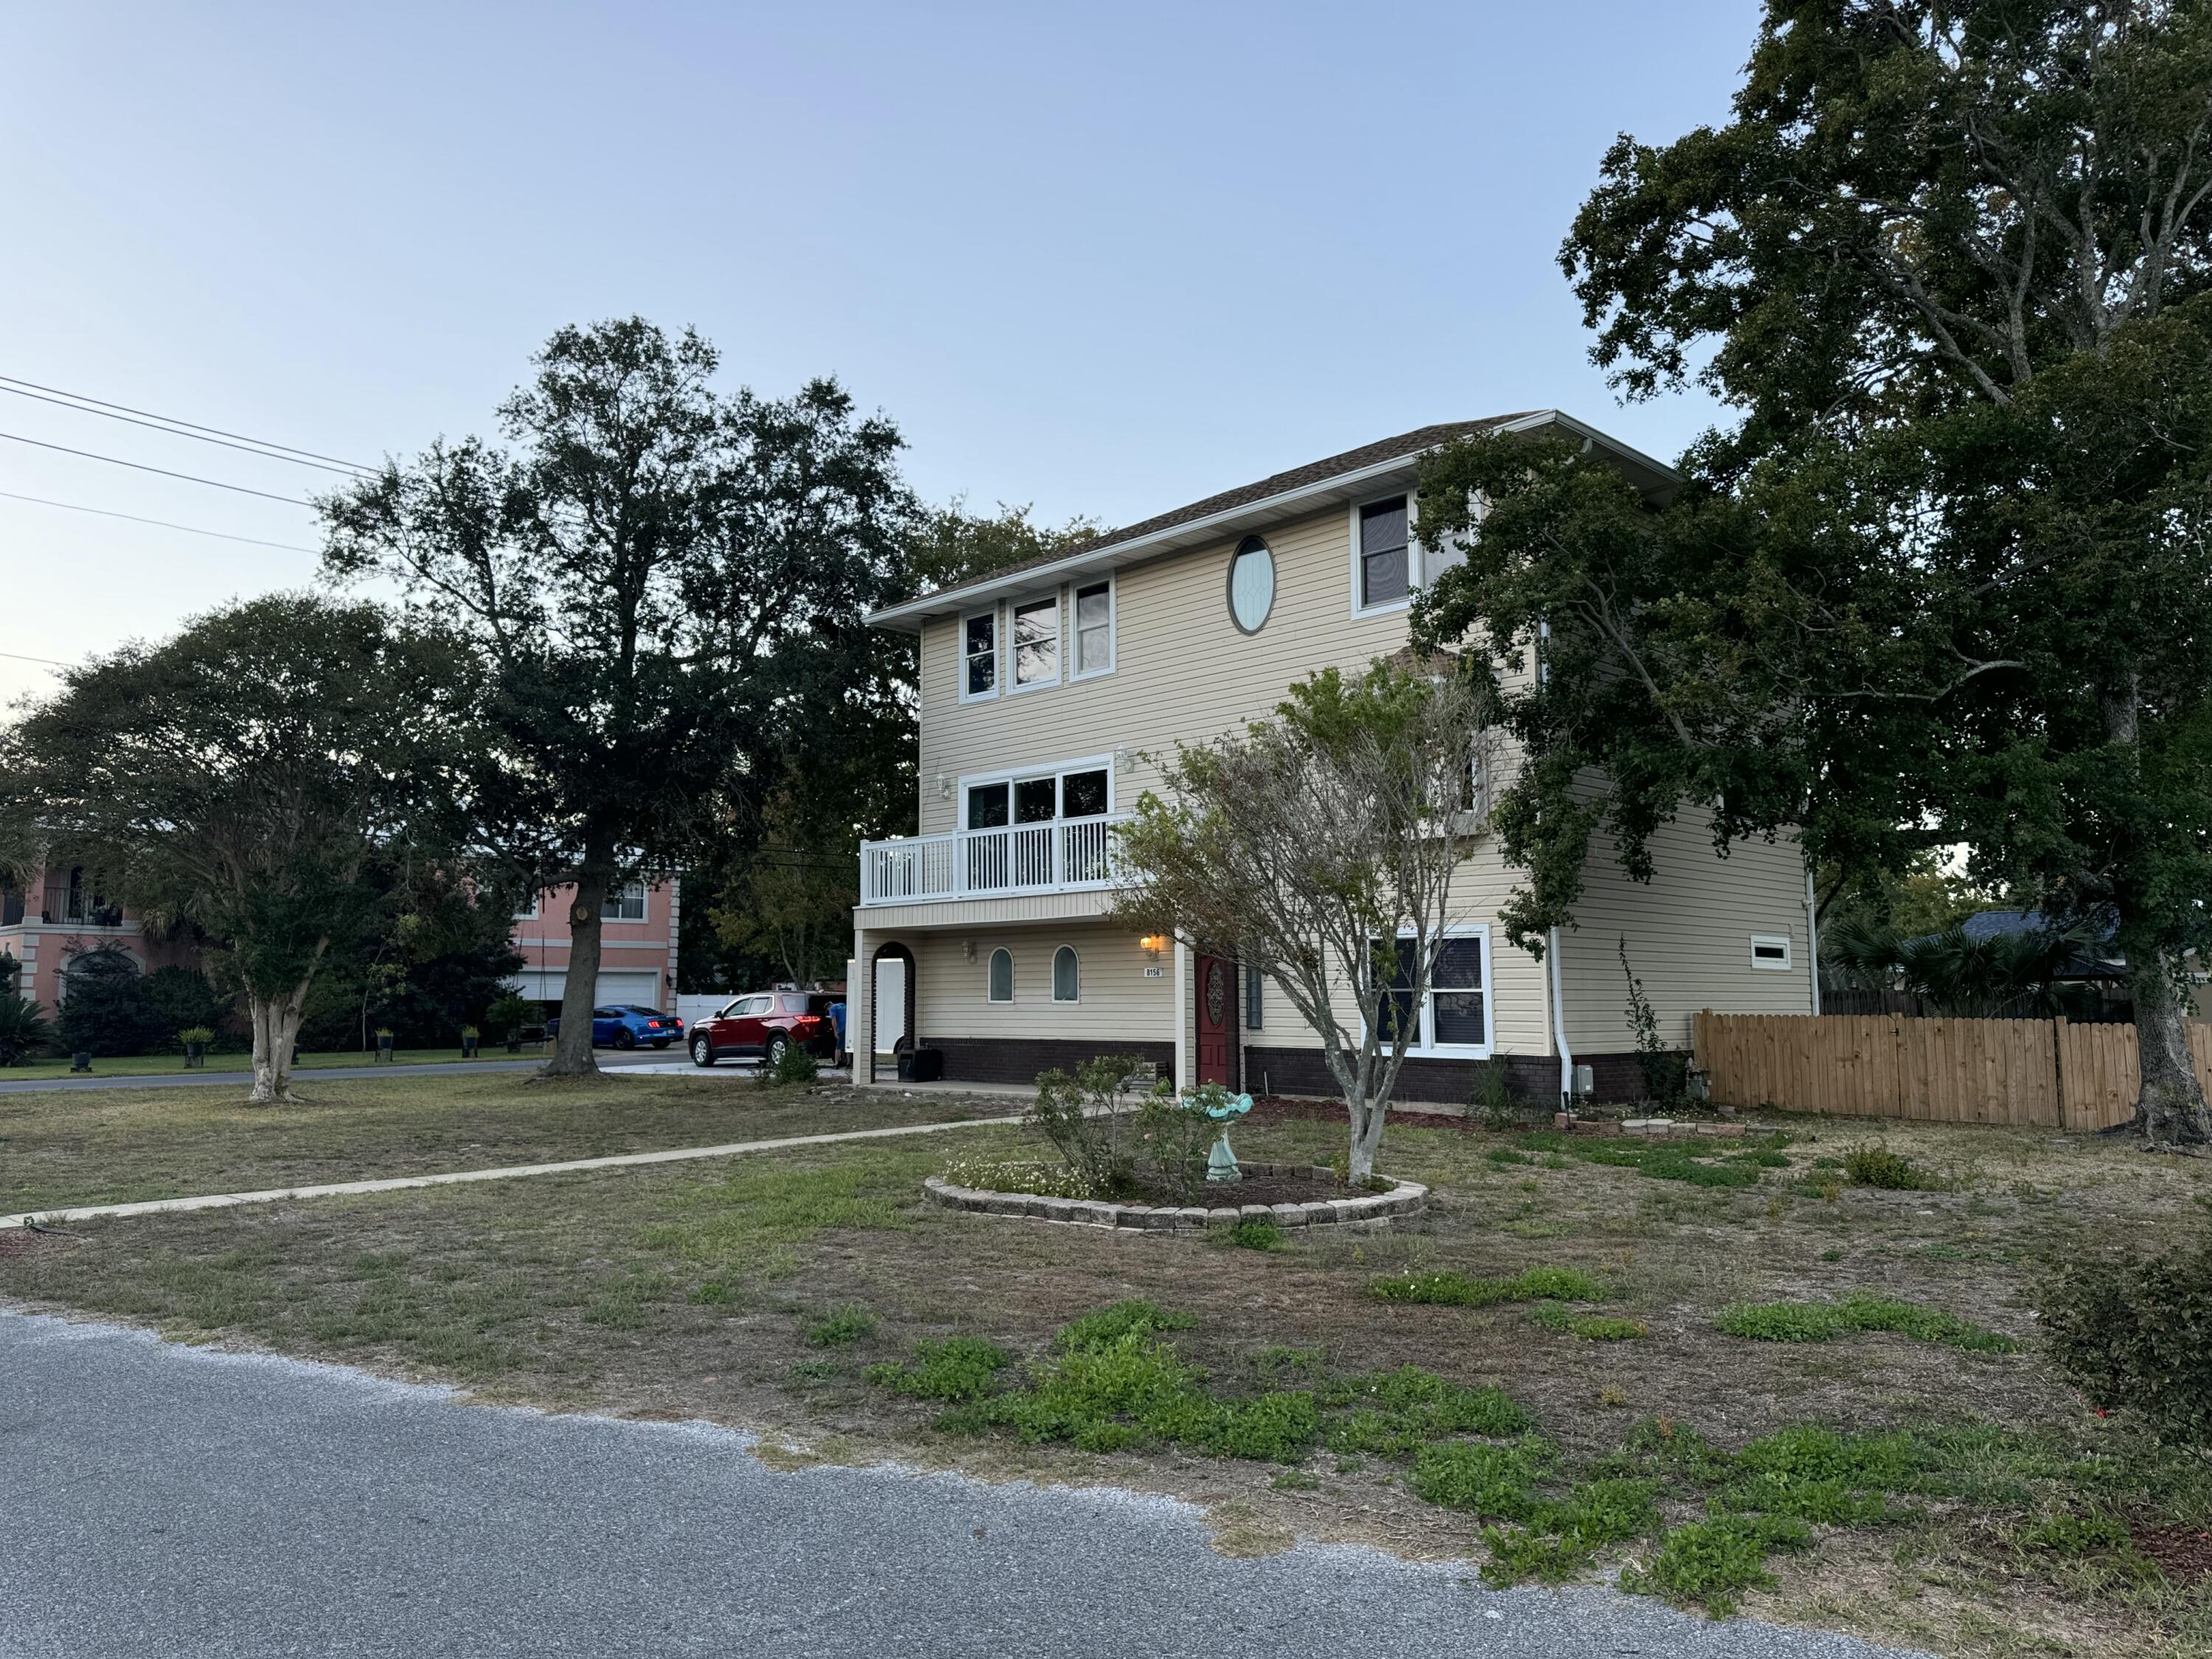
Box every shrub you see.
[1715,1295,2017,1353]
[865,1336,1009,1402]
[1028,1055,1157,1195]
[2041,1228,2212,1446]
[0,993,54,1066]
[1467,1058,1520,1128]
[177,1025,215,1046]
[1844,1144,1935,1190]
[484,992,536,1037]
[1370,1265,1607,1307]
[57,945,170,1057]
[805,1304,877,1347]
[772,1043,820,1084]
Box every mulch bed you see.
[2134,1523,2212,1581]
[1124,1171,1347,1208]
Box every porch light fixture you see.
[1139,934,1168,958]
[962,938,978,961]
[936,773,953,800]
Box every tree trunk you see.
[246,981,310,1105]
[2101,674,2211,1144]
[1346,1098,1388,1181]
[544,866,609,1078]
[2132,957,2211,1144]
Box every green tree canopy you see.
[320,318,916,1075]
[1418,0,2212,1141]
[0,595,467,1100]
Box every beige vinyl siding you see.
[1557,811,1813,1051]
[911,920,1172,1043]
[915,506,1419,838]
[1246,850,1553,1057]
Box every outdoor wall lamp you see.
[1139,935,1168,959]
[962,938,978,961]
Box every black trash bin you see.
[898,1046,943,1083]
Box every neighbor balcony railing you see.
[859,812,1131,905]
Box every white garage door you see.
[507,970,666,1009]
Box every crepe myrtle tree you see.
[1415,0,2212,1142]
[1109,661,1489,1181]
[0,595,468,1102]
[320,318,915,1077]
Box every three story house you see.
[849,413,1817,1102]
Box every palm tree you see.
[1823,918,2107,1019]
[0,992,53,1066]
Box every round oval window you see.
[1228,535,1275,633]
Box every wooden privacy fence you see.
[1692,1012,2212,1130]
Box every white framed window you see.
[1244,963,1264,1030]
[602,880,647,922]
[514,892,540,920]
[1367,926,1492,1057]
[1750,934,1792,970]
[1071,578,1114,679]
[957,754,1116,827]
[1052,945,1080,1003]
[961,608,999,701]
[1228,536,1276,633]
[987,947,1015,1003]
[1351,493,1412,616]
[1011,595,1060,689]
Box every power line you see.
[0,374,375,475]
[0,647,71,669]
[0,431,313,507]
[0,383,372,477]
[0,489,319,554]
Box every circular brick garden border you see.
[921,1161,1427,1233]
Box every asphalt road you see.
[0,1051,703,1095]
[0,1310,1931,1659]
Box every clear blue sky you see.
[1,1,1756,706]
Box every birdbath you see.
[1189,1084,1254,1183]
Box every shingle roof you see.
[911,414,1543,609]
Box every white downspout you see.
[1548,925,1573,1101]
[1804,867,1822,1016]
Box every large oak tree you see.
[1416,0,2212,1140]
[321,319,914,1076]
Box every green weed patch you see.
[1529,1303,1647,1340]
[1370,1265,1607,1307]
[1715,1295,2017,1353]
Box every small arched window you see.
[1052,945,1079,1003]
[987,947,1014,1003]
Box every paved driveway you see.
[0,1311,1927,1659]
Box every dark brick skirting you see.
[919,1037,1178,1089]
[1242,1047,1646,1107]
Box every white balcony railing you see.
[860,813,1131,906]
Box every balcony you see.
[860,813,1131,906]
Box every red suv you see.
[689,991,838,1068]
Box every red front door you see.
[1196,956,1237,1087]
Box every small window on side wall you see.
[1750,934,1792,970]
[1052,945,1079,1002]
[963,610,998,698]
[987,947,1015,1002]
[1073,581,1113,677]
[1244,963,1264,1030]
[1357,496,1409,611]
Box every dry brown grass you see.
[4,1098,2210,1656]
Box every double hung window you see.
[1368,928,1491,1056]
[1013,597,1060,688]
[1357,496,1410,611]
[963,611,998,699]
[601,880,647,922]
[1072,580,1113,677]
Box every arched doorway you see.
[869,942,916,1082]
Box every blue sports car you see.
[590,1004,684,1050]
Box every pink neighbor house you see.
[0,864,681,1022]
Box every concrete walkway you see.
[1,1111,1023,1230]
[0,1309,1932,1659]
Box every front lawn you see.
[4,1102,2208,1656]
[0,1072,1011,1213]
[1,1046,513,1082]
